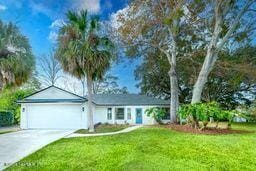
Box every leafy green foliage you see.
[0,88,32,124]
[145,107,167,124]
[178,102,242,128]
[0,20,35,90]
[238,103,256,122]
[249,106,256,121]
[135,46,256,108]
[0,111,13,126]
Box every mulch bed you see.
[165,124,253,135]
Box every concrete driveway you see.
[0,130,74,170]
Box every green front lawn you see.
[75,124,129,134]
[7,123,256,171]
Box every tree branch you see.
[217,0,255,51]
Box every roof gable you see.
[25,86,85,100]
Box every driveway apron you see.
[0,130,74,170]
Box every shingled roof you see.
[91,94,169,106]
[17,86,169,106]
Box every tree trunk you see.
[191,0,252,104]
[191,52,217,103]
[81,78,86,97]
[86,75,94,132]
[169,67,178,123]
[163,34,179,123]
[191,1,223,104]
[168,39,179,123]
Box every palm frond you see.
[56,10,115,82]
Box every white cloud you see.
[44,0,100,43]
[48,19,66,43]
[30,1,52,16]
[73,0,100,14]
[0,4,7,11]
[49,19,66,28]
[110,6,129,29]
[48,31,58,42]
[29,0,101,20]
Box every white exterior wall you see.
[93,105,168,125]
[20,104,28,129]
[81,103,88,128]
[20,86,87,130]
[93,106,110,124]
[20,103,87,129]
[20,86,170,129]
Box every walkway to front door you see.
[136,108,143,124]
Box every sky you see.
[0,0,140,94]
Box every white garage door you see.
[27,104,82,129]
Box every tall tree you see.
[113,0,200,122]
[191,0,256,103]
[135,46,256,109]
[56,10,114,132]
[134,49,190,102]
[0,20,34,91]
[93,74,128,94]
[38,50,62,86]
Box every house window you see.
[127,108,131,120]
[115,108,125,120]
[161,108,170,120]
[22,108,25,112]
[107,108,112,120]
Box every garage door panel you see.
[27,104,82,129]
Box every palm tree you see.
[56,10,114,132]
[0,20,34,91]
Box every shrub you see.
[145,107,166,124]
[0,89,32,124]
[234,104,256,122]
[0,111,14,126]
[178,102,241,129]
[246,102,256,121]
[249,107,256,121]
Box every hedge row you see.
[0,111,14,126]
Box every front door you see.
[136,108,143,124]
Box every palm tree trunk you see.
[86,75,94,132]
